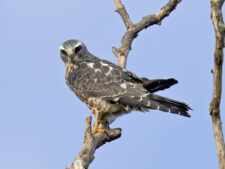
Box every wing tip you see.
[168,78,178,85]
[183,112,191,118]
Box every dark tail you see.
[141,78,178,93]
[148,93,191,117]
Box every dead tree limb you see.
[66,1,181,168]
[210,0,225,169]
[66,116,121,169]
[113,0,182,68]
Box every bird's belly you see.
[87,97,122,113]
[87,97,132,124]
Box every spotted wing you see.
[67,59,129,101]
[67,59,191,117]
[67,59,153,110]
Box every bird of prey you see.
[60,39,191,134]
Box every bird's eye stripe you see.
[60,49,67,55]
[74,46,82,53]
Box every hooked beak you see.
[67,51,74,56]
[60,46,74,57]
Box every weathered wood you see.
[66,116,121,169]
[113,0,182,68]
[210,0,225,169]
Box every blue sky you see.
[0,0,224,169]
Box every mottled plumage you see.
[60,39,191,132]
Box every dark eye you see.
[74,46,82,53]
[60,49,67,55]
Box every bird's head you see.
[60,39,90,65]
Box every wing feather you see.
[67,60,128,99]
[66,58,191,117]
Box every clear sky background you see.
[1,0,224,169]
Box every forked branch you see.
[113,0,182,68]
[66,116,121,169]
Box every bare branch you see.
[66,116,121,169]
[114,0,133,29]
[210,0,225,168]
[113,0,182,68]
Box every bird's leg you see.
[92,119,109,134]
[91,113,109,134]
[92,121,103,134]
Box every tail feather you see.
[148,94,191,117]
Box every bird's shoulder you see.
[90,57,143,82]
[65,55,145,94]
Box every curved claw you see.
[92,120,108,134]
[91,128,105,134]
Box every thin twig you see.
[210,0,225,169]
[114,0,133,29]
[113,0,181,68]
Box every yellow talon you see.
[92,120,108,134]
[91,128,105,134]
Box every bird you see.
[60,39,191,134]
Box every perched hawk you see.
[60,39,191,134]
